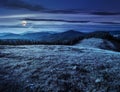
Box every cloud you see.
[0,0,45,11]
[21,18,90,23]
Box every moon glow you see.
[22,20,27,26]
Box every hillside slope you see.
[76,38,120,51]
[0,45,120,92]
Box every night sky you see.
[0,0,120,33]
[0,0,120,13]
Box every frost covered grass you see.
[0,45,120,92]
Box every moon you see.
[21,20,27,26]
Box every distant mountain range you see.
[0,30,120,40]
[0,30,84,41]
[0,30,120,45]
[0,30,84,45]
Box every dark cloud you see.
[0,0,45,11]
[21,18,90,23]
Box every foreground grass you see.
[0,45,120,92]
